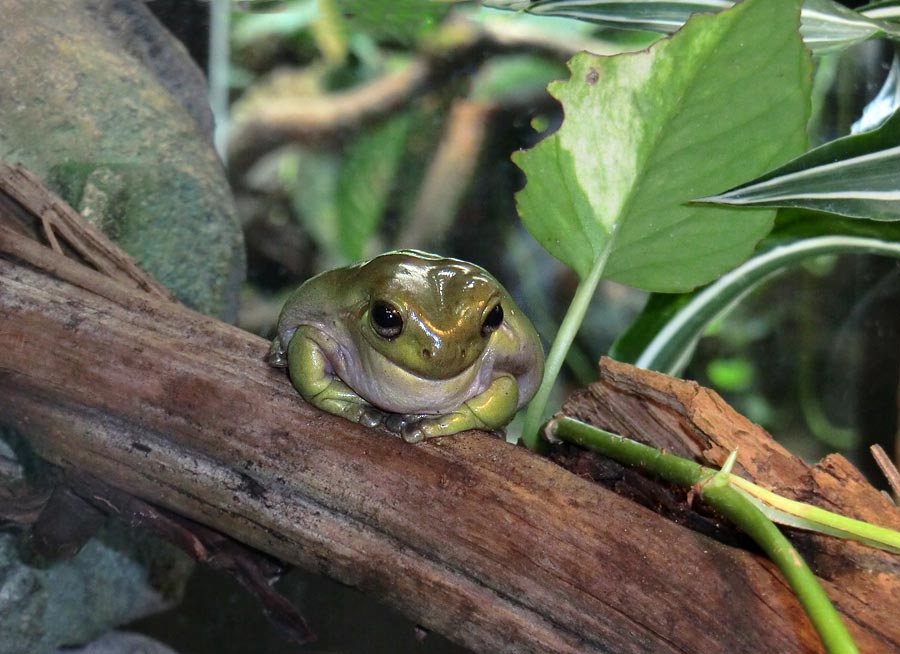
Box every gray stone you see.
[0,0,245,320]
[54,631,180,654]
[0,522,193,654]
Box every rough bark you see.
[561,360,900,654]
[1,169,899,653]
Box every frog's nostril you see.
[422,348,432,359]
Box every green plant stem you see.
[729,475,900,554]
[547,416,860,654]
[701,477,859,654]
[521,244,612,451]
[548,416,708,487]
[635,236,900,375]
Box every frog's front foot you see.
[386,375,520,443]
[327,400,388,429]
[396,411,490,443]
[357,406,387,428]
[309,387,388,429]
[378,413,437,443]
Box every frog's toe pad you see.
[358,407,386,428]
[383,413,409,434]
[400,424,426,444]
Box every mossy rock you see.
[0,0,245,319]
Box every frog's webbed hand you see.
[400,375,519,443]
[287,327,386,428]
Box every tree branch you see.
[0,168,897,653]
[225,16,604,179]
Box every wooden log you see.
[1,192,898,652]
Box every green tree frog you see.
[268,250,544,443]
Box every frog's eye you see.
[370,300,403,339]
[481,303,503,336]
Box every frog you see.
[268,250,544,443]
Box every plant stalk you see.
[547,416,860,654]
[701,476,859,654]
[521,244,612,450]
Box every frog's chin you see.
[338,345,493,415]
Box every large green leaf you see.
[513,0,812,293]
[701,106,900,221]
[517,0,813,449]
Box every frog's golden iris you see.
[268,250,544,442]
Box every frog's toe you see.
[400,423,427,444]
[383,413,409,434]
[358,407,385,428]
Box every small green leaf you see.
[706,357,754,391]
[608,292,693,363]
[701,106,900,221]
[470,55,568,103]
[861,1,900,21]
[486,0,733,34]
[336,115,411,261]
[336,0,450,44]
[632,235,900,375]
[800,0,891,53]
[232,0,318,46]
[485,0,900,53]
[852,54,900,134]
[283,148,341,256]
[514,0,811,292]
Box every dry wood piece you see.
[1,167,898,653]
[873,444,900,499]
[0,162,173,300]
[561,357,900,653]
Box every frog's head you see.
[355,251,506,380]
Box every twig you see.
[397,99,494,250]
[226,16,615,179]
[547,418,860,654]
[0,162,173,300]
[872,444,900,501]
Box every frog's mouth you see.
[344,343,490,415]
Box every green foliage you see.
[706,357,754,391]
[514,0,811,291]
[607,292,691,363]
[232,0,318,47]
[336,115,411,261]
[336,0,451,44]
[282,147,342,257]
[612,234,900,375]
[485,0,900,53]
[703,107,900,220]
[517,0,812,446]
[469,55,568,102]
